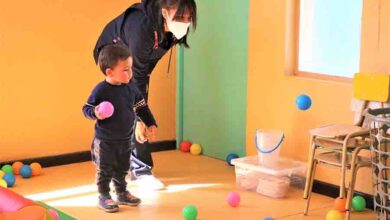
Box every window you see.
[298,0,363,78]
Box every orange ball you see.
[30,163,42,176]
[334,197,347,212]
[12,161,24,175]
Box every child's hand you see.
[94,106,105,120]
[135,121,147,143]
[146,125,157,141]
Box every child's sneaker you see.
[98,195,119,213]
[116,191,141,206]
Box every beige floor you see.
[11,150,375,220]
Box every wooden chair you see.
[303,73,390,219]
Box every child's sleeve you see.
[132,87,157,127]
[82,86,101,120]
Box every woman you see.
[93,0,197,189]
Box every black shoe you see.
[116,191,141,206]
[98,195,119,213]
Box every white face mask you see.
[166,16,191,39]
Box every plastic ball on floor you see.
[20,165,32,178]
[3,173,15,187]
[0,179,7,188]
[226,153,239,166]
[182,205,198,220]
[263,218,274,220]
[190,144,202,155]
[12,161,24,175]
[326,210,343,220]
[30,162,42,176]
[352,196,366,212]
[49,209,59,220]
[180,140,192,152]
[334,197,346,212]
[0,170,4,179]
[1,165,13,174]
[295,94,312,110]
[226,192,240,207]
[98,101,114,118]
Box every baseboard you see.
[0,140,176,168]
[147,140,176,152]
[313,180,374,210]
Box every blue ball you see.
[20,165,32,178]
[264,218,274,220]
[3,173,15,187]
[295,94,312,110]
[226,153,239,166]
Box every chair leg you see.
[304,159,318,215]
[346,147,365,220]
[304,136,316,199]
[340,142,349,198]
[345,168,355,220]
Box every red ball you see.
[180,140,192,152]
[334,197,347,212]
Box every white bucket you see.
[255,129,284,165]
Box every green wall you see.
[177,0,249,160]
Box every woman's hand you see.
[146,125,157,141]
[135,121,148,143]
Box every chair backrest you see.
[354,73,389,102]
[351,73,390,126]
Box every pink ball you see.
[226,192,240,207]
[49,209,59,220]
[98,101,114,118]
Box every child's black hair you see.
[98,44,132,75]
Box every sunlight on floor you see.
[24,183,220,207]
[25,185,96,201]
[162,183,220,193]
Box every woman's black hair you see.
[146,0,197,48]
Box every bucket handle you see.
[255,130,285,154]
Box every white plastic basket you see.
[231,156,306,198]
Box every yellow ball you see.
[0,170,4,179]
[0,179,7,188]
[326,210,343,220]
[190,144,202,155]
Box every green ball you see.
[1,165,13,174]
[352,196,366,212]
[182,205,198,220]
